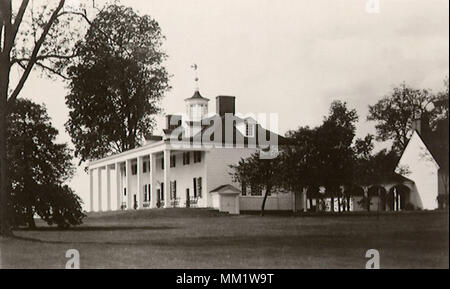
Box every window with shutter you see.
[183,152,190,165]
[194,151,202,163]
[197,177,202,198]
[170,155,176,167]
[173,181,177,199]
[193,178,197,198]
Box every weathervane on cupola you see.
[191,63,199,91]
[185,63,209,121]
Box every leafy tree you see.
[33,184,85,229]
[1,0,90,236]
[280,101,358,212]
[230,152,282,216]
[367,82,436,152]
[282,126,320,193]
[429,78,449,209]
[8,99,85,228]
[65,4,170,164]
[316,101,358,210]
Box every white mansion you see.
[88,90,289,214]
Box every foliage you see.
[282,101,358,202]
[367,82,437,152]
[230,152,282,216]
[34,184,85,228]
[7,99,85,228]
[65,4,170,164]
[1,0,91,236]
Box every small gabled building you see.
[395,117,449,210]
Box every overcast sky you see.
[16,0,449,209]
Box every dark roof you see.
[184,90,210,101]
[166,114,288,147]
[416,118,449,170]
[355,173,414,186]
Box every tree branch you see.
[11,52,77,65]
[7,0,66,104]
[11,0,30,44]
[34,61,70,80]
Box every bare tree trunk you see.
[0,75,11,236]
[0,0,13,237]
[27,207,36,229]
[261,187,271,217]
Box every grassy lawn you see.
[0,209,448,269]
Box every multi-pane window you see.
[246,123,255,137]
[143,159,150,173]
[193,177,203,198]
[183,152,190,165]
[170,181,177,199]
[161,156,164,170]
[131,163,137,175]
[194,151,202,163]
[170,155,176,168]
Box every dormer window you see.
[246,123,255,137]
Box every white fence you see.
[240,193,293,211]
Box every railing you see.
[170,198,180,208]
[188,197,199,207]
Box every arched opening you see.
[368,185,387,212]
[388,185,411,211]
[343,185,364,212]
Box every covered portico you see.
[88,141,208,212]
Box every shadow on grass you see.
[10,225,178,245]
[14,225,177,232]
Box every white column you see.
[363,186,369,211]
[150,153,157,208]
[292,191,296,212]
[116,162,121,210]
[163,149,171,208]
[126,159,132,210]
[137,157,142,209]
[97,167,103,212]
[106,165,111,211]
[89,169,94,212]
[302,188,308,212]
